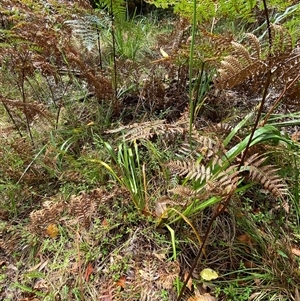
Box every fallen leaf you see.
[291,247,300,257]
[200,268,219,281]
[188,293,217,301]
[33,279,49,291]
[183,272,193,290]
[116,275,126,289]
[160,47,169,58]
[155,200,168,218]
[237,233,253,246]
[46,223,59,238]
[244,260,256,268]
[84,263,94,282]
[102,218,109,227]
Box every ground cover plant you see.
[0,0,300,300]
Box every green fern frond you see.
[98,0,126,20]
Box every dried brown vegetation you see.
[0,0,300,300]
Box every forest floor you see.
[0,1,300,301]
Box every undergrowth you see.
[0,0,300,300]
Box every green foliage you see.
[112,18,155,60]
[149,0,298,31]
[90,138,148,211]
[96,0,126,19]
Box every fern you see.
[30,200,66,236]
[106,119,186,141]
[244,153,287,198]
[65,14,109,51]
[97,0,126,20]
[68,189,104,229]
[215,24,300,99]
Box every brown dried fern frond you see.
[167,160,212,183]
[68,188,104,229]
[106,119,187,141]
[192,132,225,157]
[231,41,252,65]
[168,185,195,198]
[215,24,298,94]
[205,165,241,196]
[245,33,261,59]
[1,96,53,124]
[244,153,287,198]
[216,55,265,89]
[270,24,293,56]
[199,28,234,59]
[207,122,233,136]
[30,200,66,236]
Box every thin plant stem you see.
[1,99,23,138]
[110,0,118,108]
[262,74,300,126]
[188,0,197,144]
[97,28,103,69]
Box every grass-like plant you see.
[90,137,148,212]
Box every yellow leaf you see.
[200,268,219,281]
[46,223,59,238]
[160,47,169,58]
[292,247,300,257]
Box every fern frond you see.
[206,165,241,196]
[221,55,244,72]
[30,200,66,236]
[65,14,109,51]
[244,153,287,198]
[106,119,186,141]
[178,135,221,161]
[166,160,193,177]
[69,190,101,229]
[270,24,293,56]
[99,0,126,20]
[231,41,252,65]
[168,185,195,198]
[167,160,211,183]
[214,25,298,91]
[245,33,261,59]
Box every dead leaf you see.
[184,272,193,290]
[188,293,217,301]
[102,218,109,227]
[116,275,126,289]
[46,223,59,238]
[160,47,169,58]
[237,233,253,246]
[200,268,219,281]
[244,260,256,268]
[155,200,168,218]
[291,247,300,257]
[84,263,94,282]
[33,279,49,292]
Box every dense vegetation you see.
[0,0,300,300]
